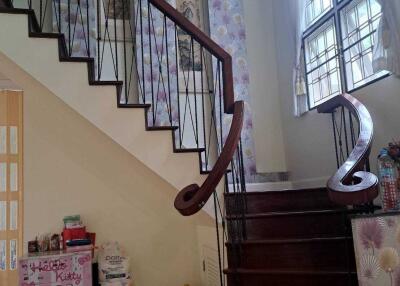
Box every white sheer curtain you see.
[373,0,400,76]
[293,0,309,117]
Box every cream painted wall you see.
[242,0,287,173]
[0,70,214,286]
[273,0,400,185]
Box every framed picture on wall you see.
[99,0,133,42]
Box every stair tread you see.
[226,209,349,219]
[60,56,94,63]
[29,32,62,38]
[226,236,352,245]
[224,268,356,275]
[174,147,206,153]
[118,103,151,108]
[225,187,328,196]
[90,80,123,86]
[146,126,179,131]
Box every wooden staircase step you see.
[227,210,350,239]
[146,126,179,131]
[226,237,355,271]
[225,188,342,214]
[224,268,357,286]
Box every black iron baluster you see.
[122,0,128,103]
[191,37,199,148]
[39,0,43,30]
[164,16,172,126]
[96,0,101,80]
[332,111,340,169]
[58,0,61,33]
[200,46,207,171]
[138,0,146,103]
[113,0,118,80]
[341,106,350,158]
[349,110,356,149]
[217,60,223,149]
[86,0,90,57]
[67,0,71,56]
[147,1,155,125]
[174,23,182,147]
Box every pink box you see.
[19,251,92,286]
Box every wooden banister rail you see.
[317,93,379,205]
[148,0,244,215]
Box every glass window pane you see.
[10,163,17,192]
[10,201,17,231]
[0,201,6,231]
[10,239,17,270]
[305,19,341,108]
[305,0,333,27]
[0,127,6,154]
[0,240,5,271]
[340,0,388,90]
[0,163,6,192]
[10,126,17,155]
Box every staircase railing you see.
[4,0,246,211]
[317,93,379,205]
[1,0,247,284]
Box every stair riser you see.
[228,213,350,240]
[226,189,340,214]
[226,273,358,286]
[227,240,356,271]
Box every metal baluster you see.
[96,0,101,80]
[164,16,172,126]
[200,46,207,171]
[86,0,90,58]
[341,106,350,158]
[113,0,118,80]
[332,111,340,169]
[147,1,155,125]
[122,0,128,103]
[138,0,146,103]
[174,23,182,147]
[68,0,71,56]
[191,37,199,148]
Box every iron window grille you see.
[303,0,389,109]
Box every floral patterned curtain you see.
[208,0,257,182]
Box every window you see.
[303,0,389,109]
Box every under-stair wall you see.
[0,67,215,286]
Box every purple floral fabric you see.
[352,215,400,286]
[208,0,257,182]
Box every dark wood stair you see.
[224,188,360,286]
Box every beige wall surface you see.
[273,0,400,185]
[243,0,287,173]
[0,59,214,286]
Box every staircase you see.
[0,0,381,285]
[225,188,360,286]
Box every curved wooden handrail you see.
[174,101,244,216]
[148,0,244,215]
[317,93,379,205]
